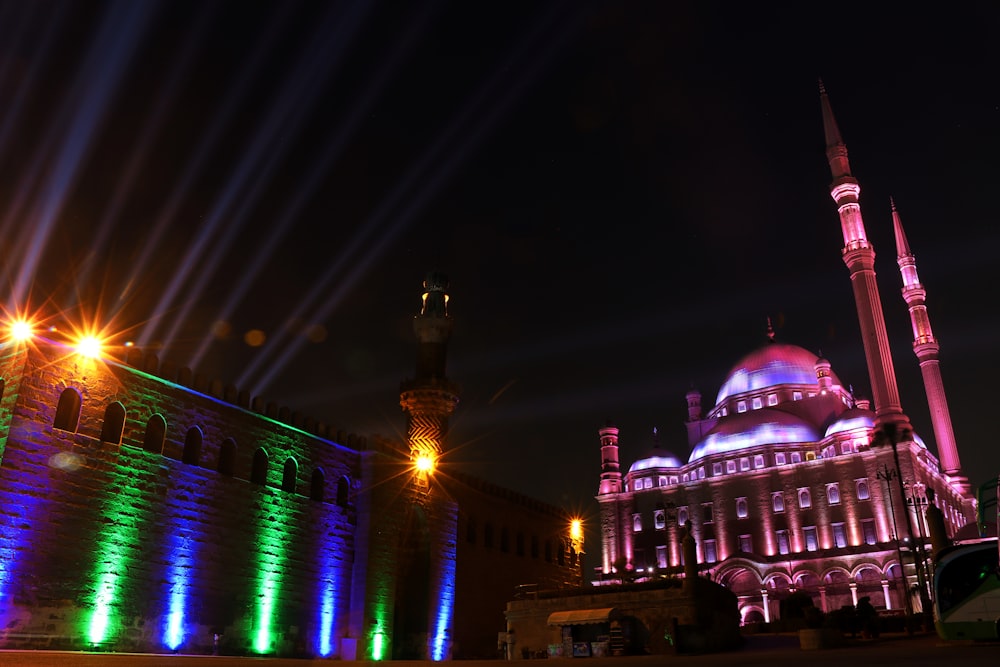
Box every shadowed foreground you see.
[1,633,998,667]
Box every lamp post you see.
[876,463,913,628]
[874,423,931,622]
[905,485,933,607]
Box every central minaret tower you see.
[399,273,460,472]
[892,200,967,490]
[820,82,909,430]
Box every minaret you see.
[892,200,967,489]
[399,273,460,473]
[596,422,622,575]
[820,82,908,430]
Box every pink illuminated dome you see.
[715,343,840,406]
[689,408,820,461]
[628,427,683,472]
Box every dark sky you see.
[1,0,998,566]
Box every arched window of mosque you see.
[832,522,847,548]
[754,455,764,469]
[740,457,750,471]
[658,476,667,487]
[856,478,870,501]
[767,393,778,406]
[751,397,762,410]
[643,477,653,489]
[736,497,748,518]
[100,402,126,444]
[670,475,679,484]
[792,391,802,401]
[654,509,666,530]
[310,468,325,502]
[697,467,705,479]
[798,488,811,508]
[466,517,477,544]
[827,483,841,505]
[803,526,818,551]
[790,452,802,463]
[53,388,82,432]
[531,534,539,558]
[677,507,689,527]
[218,438,237,476]
[776,529,790,555]
[737,401,747,413]
[702,502,714,523]
[713,463,722,476]
[775,452,786,465]
[703,539,718,563]
[656,545,668,568]
[841,442,853,455]
[484,523,494,549]
[282,458,297,493]
[144,414,167,454]
[632,514,642,532]
[772,492,785,513]
[251,448,268,485]
[682,473,689,483]
[336,475,349,506]
[720,407,728,416]
[182,426,202,465]
[726,460,736,474]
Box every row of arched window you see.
[50,387,351,506]
[465,517,574,566]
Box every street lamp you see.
[876,462,913,628]
[905,485,933,606]
[873,423,931,620]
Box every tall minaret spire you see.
[399,273,460,473]
[892,200,967,489]
[820,82,908,429]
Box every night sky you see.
[1,0,998,570]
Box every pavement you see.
[0,632,997,666]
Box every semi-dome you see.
[715,343,842,406]
[824,407,875,437]
[689,408,821,462]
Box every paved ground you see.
[0,632,996,666]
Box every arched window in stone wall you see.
[218,438,237,476]
[182,427,203,465]
[466,516,477,544]
[143,414,167,453]
[336,476,349,507]
[310,468,325,501]
[100,402,126,444]
[53,388,82,432]
[484,522,494,549]
[282,458,297,493]
[251,448,268,485]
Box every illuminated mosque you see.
[0,273,582,658]
[594,85,977,622]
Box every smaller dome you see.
[628,427,683,472]
[689,408,821,462]
[824,407,875,437]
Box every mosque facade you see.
[594,87,977,622]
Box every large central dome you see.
[715,343,840,406]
